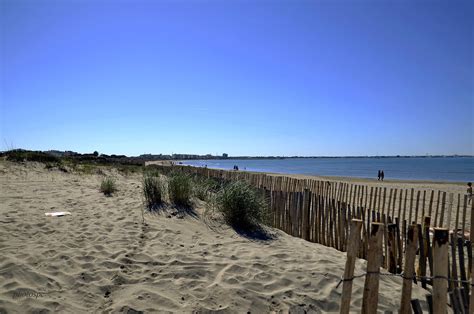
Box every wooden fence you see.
[148,164,473,312]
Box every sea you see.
[180,157,474,182]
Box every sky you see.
[1,0,473,157]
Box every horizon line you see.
[1,149,473,159]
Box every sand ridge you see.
[0,161,429,313]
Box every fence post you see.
[302,188,311,241]
[362,222,384,314]
[445,193,453,230]
[420,217,430,288]
[400,224,418,314]
[387,223,398,273]
[432,228,449,314]
[340,219,363,314]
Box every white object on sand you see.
[45,212,72,217]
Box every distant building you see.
[222,153,228,158]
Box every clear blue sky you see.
[1,0,473,156]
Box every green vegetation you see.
[2,150,145,175]
[100,177,117,196]
[117,164,143,176]
[5,150,59,163]
[168,172,192,206]
[214,180,268,229]
[191,176,226,201]
[143,174,164,209]
[143,167,161,178]
[44,162,58,170]
[62,161,142,176]
[193,181,208,201]
[77,163,97,175]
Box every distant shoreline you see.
[203,155,474,159]
[4,149,472,162]
[147,155,473,161]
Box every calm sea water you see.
[181,157,474,182]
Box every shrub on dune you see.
[215,180,268,230]
[100,177,117,196]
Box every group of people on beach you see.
[377,170,385,181]
[233,165,239,171]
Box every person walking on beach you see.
[381,170,385,181]
[377,170,381,181]
[468,182,472,203]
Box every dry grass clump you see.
[100,177,117,196]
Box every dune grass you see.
[117,164,143,176]
[192,176,222,201]
[193,180,209,201]
[168,172,192,206]
[214,180,268,230]
[143,174,164,209]
[100,177,117,196]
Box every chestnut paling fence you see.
[148,164,473,313]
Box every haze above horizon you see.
[1,0,473,157]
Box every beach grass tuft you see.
[192,176,220,201]
[215,180,268,230]
[143,174,164,209]
[168,172,192,206]
[100,177,117,196]
[193,180,209,201]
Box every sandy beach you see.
[279,173,467,195]
[0,160,434,312]
[2,0,472,311]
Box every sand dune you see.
[0,161,429,313]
